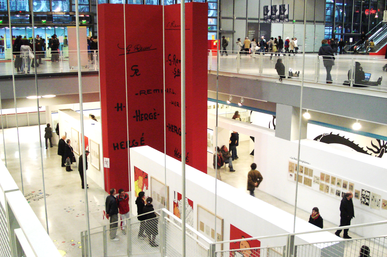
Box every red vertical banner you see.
[99,3,207,192]
[164,3,208,173]
[99,4,164,192]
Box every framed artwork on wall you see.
[71,128,80,155]
[197,205,224,250]
[361,189,371,206]
[150,177,169,211]
[134,167,149,197]
[90,140,100,170]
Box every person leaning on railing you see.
[135,191,147,239]
[143,197,159,247]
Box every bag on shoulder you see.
[213,153,224,168]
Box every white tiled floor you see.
[1,125,356,256]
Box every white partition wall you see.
[67,26,88,69]
[58,109,104,189]
[130,146,341,253]
[207,114,387,238]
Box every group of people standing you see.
[12,35,44,73]
[57,134,90,189]
[224,36,298,58]
[12,34,60,73]
[104,189,159,247]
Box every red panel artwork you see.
[229,224,261,257]
[99,3,207,192]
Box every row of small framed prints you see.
[288,161,387,211]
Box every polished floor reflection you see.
[1,125,358,256]
[209,53,387,92]
[0,56,98,76]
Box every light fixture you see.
[352,120,361,130]
[375,13,379,18]
[42,94,56,98]
[226,96,232,104]
[26,95,41,99]
[303,110,311,119]
[238,97,244,107]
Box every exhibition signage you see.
[99,3,208,192]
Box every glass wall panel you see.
[72,5,90,12]
[0,27,5,59]
[52,0,70,12]
[99,0,108,3]
[0,0,7,11]
[128,0,143,4]
[110,0,125,3]
[33,0,50,12]
[10,0,29,11]
[145,0,158,5]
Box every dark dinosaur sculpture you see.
[313,133,387,158]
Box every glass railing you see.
[0,49,99,76]
[0,161,60,257]
[80,208,214,257]
[208,50,387,92]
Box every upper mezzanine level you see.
[0,50,386,129]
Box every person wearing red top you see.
[117,189,130,235]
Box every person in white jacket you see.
[250,38,257,57]
[294,38,298,54]
[20,40,33,74]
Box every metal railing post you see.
[209,242,216,257]
[93,50,97,71]
[315,55,320,83]
[127,217,132,256]
[350,58,355,87]
[236,52,241,73]
[258,52,263,76]
[160,210,166,256]
[103,225,107,257]
[208,50,212,71]
[81,231,85,257]
[286,234,295,257]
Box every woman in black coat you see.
[308,207,323,229]
[275,58,285,81]
[135,191,146,238]
[318,39,335,84]
[143,197,158,247]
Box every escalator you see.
[344,21,387,54]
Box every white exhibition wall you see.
[130,146,341,253]
[58,110,104,189]
[208,114,387,238]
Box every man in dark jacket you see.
[78,150,89,189]
[247,163,263,196]
[50,34,60,62]
[318,39,335,84]
[57,135,66,167]
[229,131,239,161]
[220,145,235,172]
[278,36,284,55]
[135,191,147,238]
[105,188,119,241]
[221,36,228,56]
[335,192,355,239]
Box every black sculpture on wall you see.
[314,133,386,158]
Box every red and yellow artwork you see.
[230,224,260,257]
[134,167,148,197]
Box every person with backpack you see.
[220,145,236,172]
[221,36,228,56]
[213,147,224,180]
